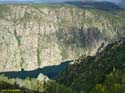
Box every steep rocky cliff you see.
[0,4,125,72]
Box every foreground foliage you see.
[56,38,125,93]
[0,75,73,93]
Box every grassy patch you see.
[0,5,10,18]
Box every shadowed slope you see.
[64,1,123,10]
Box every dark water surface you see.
[0,60,72,79]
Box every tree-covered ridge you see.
[56,37,125,93]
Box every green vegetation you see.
[45,81,74,93]
[30,3,77,9]
[91,69,125,93]
[0,75,74,93]
[14,29,21,46]
[37,48,41,67]
[60,47,68,60]
[0,76,46,93]
[56,38,125,93]
[91,9,125,28]
[0,5,10,18]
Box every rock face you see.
[0,4,125,72]
[37,73,49,82]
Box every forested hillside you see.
[56,38,125,93]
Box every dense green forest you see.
[56,38,125,93]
